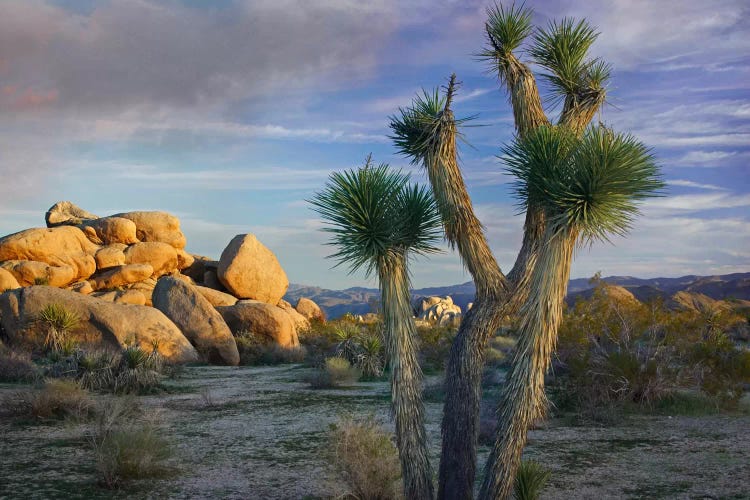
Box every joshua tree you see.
[388,4,661,498]
[479,125,662,499]
[310,159,442,500]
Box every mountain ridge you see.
[285,272,750,319]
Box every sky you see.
[0,0,748,290]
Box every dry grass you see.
[3,379,95,421]
[0,347,39,382]
[91,398,174,489]
[327,415,402,500]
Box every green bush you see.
[327,415,401,499]
[690,331,750,409]
[416,324,456,373]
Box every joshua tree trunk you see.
[478,226,578,500]
[379,253,435,500]
[435,75,545,500]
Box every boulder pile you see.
[414,296,462,327]
[0,201,324,365]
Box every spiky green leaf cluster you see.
[503,125,663,242]
[529,16,611,108]
[389,89,446,164]
[310,159,442,277]
[480,3,533,64]
[389,87,473,165]
[530,18,598,94]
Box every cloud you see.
[0,0,399,115]
[643,192,750,215]
[115,165,336,191]
[677,150,738,166]
[539,0,750,70]
[667,179,727,191]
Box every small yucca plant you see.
[356,334,384,379]
[39,303,80,355]
[513,460,551,500]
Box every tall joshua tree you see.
[390,78,512,500]
[479,125,662,499]
[388,4,657,499]
[310,159,442,500]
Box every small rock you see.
[45,201,99,227]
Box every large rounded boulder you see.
[124,242,179,278]
[89,264,154,290]
[295,297,325,322]
[0,226,98,279]
[152,277,239,366]
[0,286,198,363]
[80,217,139,245]
[0,260,77,288]
[216,300,299,348]
[113,211,187,249]
[217,234,288,304]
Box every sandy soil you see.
[1,365,748,499]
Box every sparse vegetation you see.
[0,346,39,382]
[552,280,750,419]
[3,379,95,421]
[90,397,174,489]
[327,415,402,500]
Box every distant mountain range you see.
[284,272,750,319]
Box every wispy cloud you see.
[677,150,738,166]
[667,179,727,191]
[115,165,337,191]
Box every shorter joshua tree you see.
[311,158,442,500]
[479,124,663,499]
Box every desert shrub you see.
[3,379,94,421]
[109,345,163,394]
[299,326,338,368]
[514,460,550,500]
[309,357,361,389]
[416,324,456,372]
[235,330,306,365]
[553,280,750,416]
[307,369,336,389]
[327,415,401,500]
[325,357,361,385]
[301,319,386,376]
[0,347,39,382]
[91,398,173,489]
[690,330,750,409]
